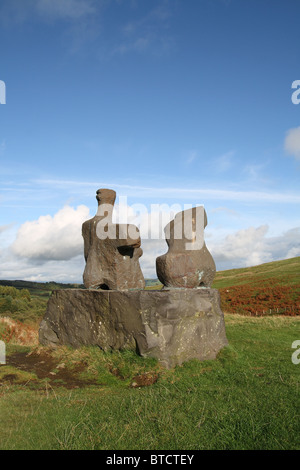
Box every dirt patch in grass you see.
[4,351,99,390]
[1,374,18,383]
[130,372,159,388]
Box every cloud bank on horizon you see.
[0,196,299,282]
[0,0,300,282]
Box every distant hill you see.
[0,280,84,297]
[212,256,300,315]
[146,257,300,314]
[212,256,300,289]
[1,257,299,315]
[145,279,163,289]
[0,278,162,294]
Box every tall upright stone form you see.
[82,188,145,290]
[39,192,228,369]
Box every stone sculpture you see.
[82,188,145,290]
[156,206,216,288]
[39,190,228,368]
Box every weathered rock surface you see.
[156,207,216,288]
[82,188,145,290]
[39,288,228,368]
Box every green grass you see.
[0,280,84,297]
[0,284,49,324]
[212,256,300,289]
[0,259,299,449]
[0,314,299,450]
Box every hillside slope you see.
[0,280,84,297]
[212,256,300,289]
[1,257,299,316]
[212,257,300,315]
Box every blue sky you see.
[0,0,300,282]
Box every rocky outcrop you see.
[39,288,228,369]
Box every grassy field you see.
[0,314,299,450]
[0,257,299,450]
[212,256,300,289]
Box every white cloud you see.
[141,224,300,277]
[12,205,90,261]
[0,0,96,23]
[285,126,300,161]
[113,1,173,56]
[211,207,239,217]
[9,200,175,263]
[287,246,300,258]
[0,250,85,283]
[0,224,12,235]
[2,201,300,281]
[140,238,166,279]
[242,160,271,185]
[35,0,96,20]
[211,225,300,270]
[186,150,197,165]
[211,225,270,267]
[0,0,100,52]
[34,178,300,204]
[214,150,235,172]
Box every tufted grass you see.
[0,314,299,450]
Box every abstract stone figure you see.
[156,206,216,288]
[82,188,145,290]
[40,192,228,368]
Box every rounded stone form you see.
[156,243,216,288]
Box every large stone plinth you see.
[39,288,228,368]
